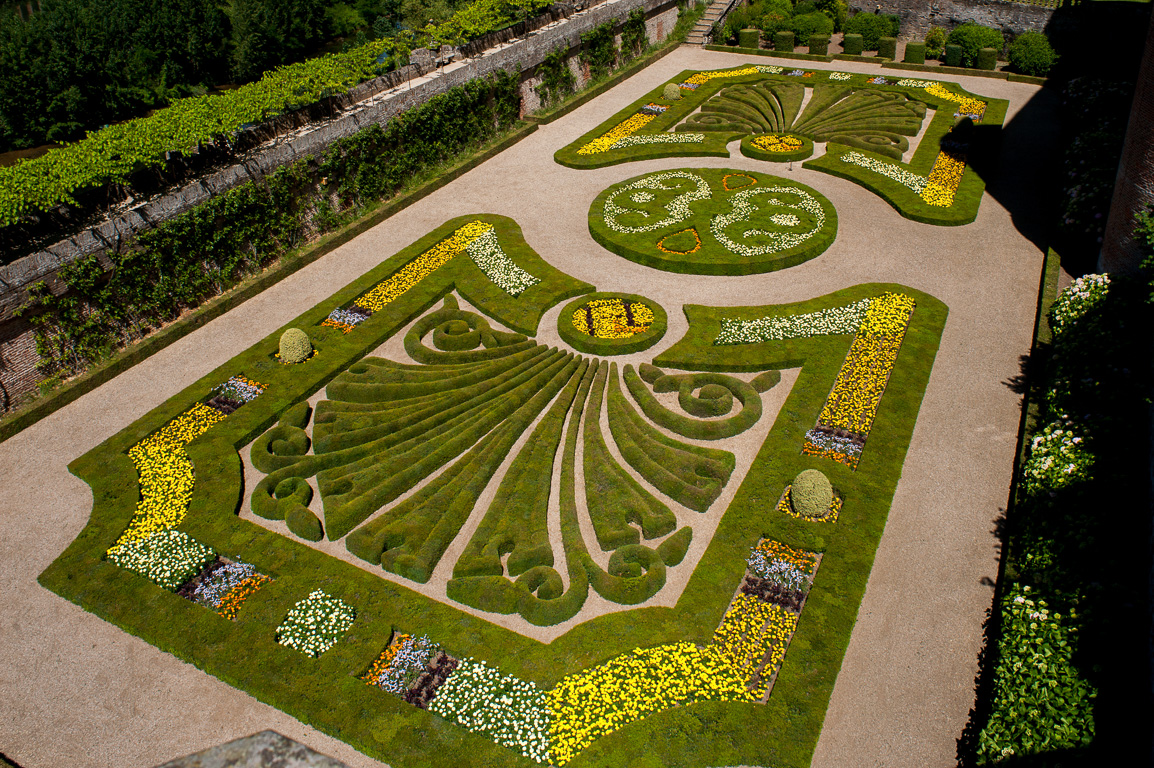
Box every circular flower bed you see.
[741,133,814,163]
[558,292,667,355]
[588,167,837,275]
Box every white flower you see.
[840,151,928,193]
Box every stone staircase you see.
[685,0,733,46]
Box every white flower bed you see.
[748,551,808,589]
[212,376,264,403]
[427,658,551,764]
[275,590,356,658]
[189,560,256,607]
[803,428,862,459]
[1049,273,1110,336]
[604,171,711,234]
[716,298,871,344]
[840,150,928,193]
[896,78,932,88]
[829,71,852,81]
[710,186,824,257]
[610,132,705,149]
[106,529,216,590]
[465,229,539,297]
[755,65,784,74]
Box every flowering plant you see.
[275,590,357,657]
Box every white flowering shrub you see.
[427,658,551,763]
[976,584,1096,762]
[1049,273,1109,337]
[1020,418,1094,498]
[610,133,705,149]
[105,530,215,590]
[275,590,356,658]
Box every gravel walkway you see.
[0,47,1058,768]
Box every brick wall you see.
[1099,10,1154,274]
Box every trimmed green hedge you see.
[904,41,926,64]
[557,292,668,355]
[588,167,838,275]
[41,232,947,768]
[842,33,864,55]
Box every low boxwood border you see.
[41,242,946,768]
[740,133,815,163]
[588,167,838,276]
[702,44,835,62]
[557,292,668,355]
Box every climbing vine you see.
[580,22,618,82]
[536,46,576,108]
[620,9,649,63]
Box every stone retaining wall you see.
[0,0,686,408]
[851,0,1056,41]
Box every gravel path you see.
[0,46,1057,768]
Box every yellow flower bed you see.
[571,298,654,338]
[684,66,760,86]
[109,403,227,552]
[546,642,751,765]
[751,134,804,153]
[817,293,914,435]
[576,113,655,155]
[353,221,493,312]
[920,150,966,208]
[712,594,798,699]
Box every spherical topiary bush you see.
[791,469,833,519]
[662,82,681,101]
[279,328,313,363]
[1009,31,1057,77]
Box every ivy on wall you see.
[536,46,577,108]
[21,71,522,380]
[620,9,649,63]
[580,22,619,81]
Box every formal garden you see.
[4,0,1150,760]
[34,59,976,767]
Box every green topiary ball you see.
[791,469,833,518]
[662,82,681,101]
[279,328,312,363]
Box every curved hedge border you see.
[588,167,837,276]
[740,133,815,163]
[41,233,946,768]
[557,292,668,355]
[555,64,1008,226]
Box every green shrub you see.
[791,469,833,518]
[790,12,833,46]
[842,32,863,55]
[287,506,324,541]
[755,6,793,40]
[977,47,998,71]
[662,83,682,101]
[843,12,897,50]
[815,0,847,31]
[279,329,312,363]
[809,33,831,55]
[944,43,963,67]
[903,41,926,64]
[877,36,897,59]
[924,26,947,59]
[1009,31,1057,77]
[773,30,796,51]
[739,28,761,49]
[946,22,1004,68]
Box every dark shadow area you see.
[1046,1,1152,82]
[957,281,1153,767]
